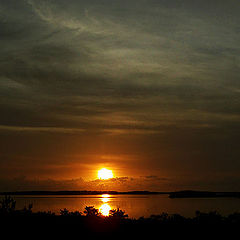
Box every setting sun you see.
[98,168,114,180]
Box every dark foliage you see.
[109,208,128,219]
[0,195,16,214]
[60,208,82,217]
[84,206,101,217]
[0,196,239,237]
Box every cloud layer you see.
[0,0,240,190]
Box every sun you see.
[98,168,114,180]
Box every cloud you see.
[0,125,85,134]
[1,173,240,192]
[0,0,240,190]
[0,175,170,192]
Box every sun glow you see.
[98,168,113,180]
[99,203,111,216]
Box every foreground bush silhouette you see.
[0,196,239,237]
[0,195,16,214]
[60,208,82,217]
[0,195,34,216]
[84,206,101,217]
[109,208,128,219]
[195,210,223,224]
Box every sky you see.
[0,0,240,191]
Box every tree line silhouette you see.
[0,195,239,237]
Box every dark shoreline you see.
[0,190,169,196]
[169,190,240,198]
[1,190,240,198]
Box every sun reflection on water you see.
[99,203,111,216]
[99,194,111,216]
[101,194,110,203]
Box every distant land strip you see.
[169,190,240,198]
[0,190,240,198]
[0,190,168,196]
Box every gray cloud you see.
[1,174,240,192]
[0,0,240,190]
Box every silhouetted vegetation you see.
[109,208,128,219]
[0,195,16,214]
[84,206,101,217]
[60,208,82,217]
[0,196,239,237]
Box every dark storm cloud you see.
[0,0,240,190]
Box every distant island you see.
[0,190,168,196]
[0,190,240,198]
[169,190,240,198]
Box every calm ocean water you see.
[12,194,240,218]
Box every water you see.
[12,194,240,218]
